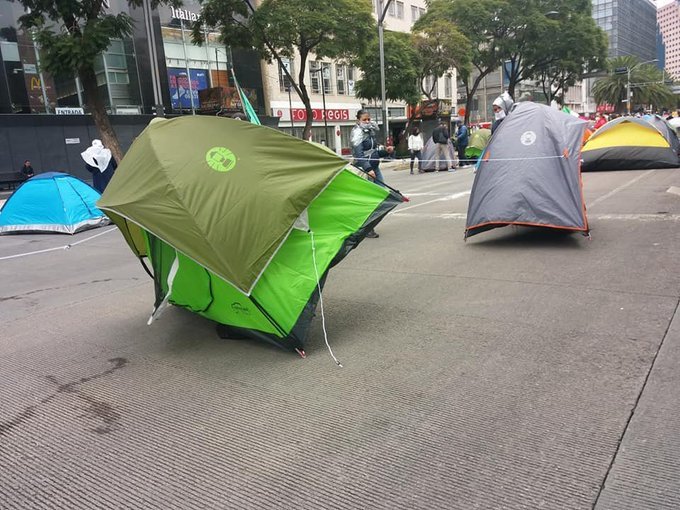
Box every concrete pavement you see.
[1,166,680,509]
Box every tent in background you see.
[643,114,680,156]
[582,117,680,171]
[465,128,491,160]
[98,116,404,354]
[465,102,589,239]
[0,172,107,234]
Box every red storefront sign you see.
[596,103,615,113]
[291,108,350,122]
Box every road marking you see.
[667,186,680,197]
[589,171,655,208]
[392,191,471,215]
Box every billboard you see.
[168,68,208,109]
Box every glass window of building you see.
[322,62,332,94]
[387,2,396,17]
[396,1,404,19]
[347,66,356,95]
[336,65,346,95]
[444,75,452,98]
[411,5,419,21]
[309,61,321,93]
[279,59,294,92]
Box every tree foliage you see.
[16,0,171,160]
[412,19,470,99]
[531,8,608,105]
[353,30,421,106]
[196,0,375,139]
[592,56,676,113]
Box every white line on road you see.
[667,186,680,197]
[588,171,655,208]
[392,191,471,215]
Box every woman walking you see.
[408,127,424,174]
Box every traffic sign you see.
[614,66,628,75]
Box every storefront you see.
[0,0,266,117]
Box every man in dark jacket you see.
[455,120,469,167]
[431,122,451,171]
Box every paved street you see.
[1,165,680,509]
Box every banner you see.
[168,68,208,109]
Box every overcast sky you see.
[655,0,674,7]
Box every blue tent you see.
[0,172,108,234]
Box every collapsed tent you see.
[0,172,108,234]
[98,116,404,353]
[465,102,589,238]
[582,117,680,171]
[465,128,491,160]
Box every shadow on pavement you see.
[466,226,587,249]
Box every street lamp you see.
[312,66,331,147]
[626,59,658,115]
[377,0,394,142]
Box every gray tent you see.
[465,102,589,238]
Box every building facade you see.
[592,0,657,61]
[658,0,680,79]
[263,0,457,153]
[0,0,266,117]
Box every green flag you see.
[231,68,261,125]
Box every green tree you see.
[531,10,607,105]
[501,0,606,101]
[195,0,375,140]
[353,30,421,106]
[592,56,676,113]
[417,0,510,124]
[17,0,165,161]
[412,19,471,99]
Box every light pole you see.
[286,85,295,134]
[626,59,658,115]
[377,0,394,143]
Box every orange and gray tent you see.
[465,102,589,238]
[582,116,680,171]
[98,116,404,354]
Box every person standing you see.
[407,127,424,174]
[455,120,469,168]
[19,160,35,179]
[431,121,451,171]
[593,113,607,130]
[351,109,394,239]
[81,139,117,193]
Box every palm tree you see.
[593,56,675,113]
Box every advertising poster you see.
[168,68,208,109]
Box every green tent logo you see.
[206,147,237,173]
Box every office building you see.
[658,0,680,79]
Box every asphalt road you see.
[1,165,680,509]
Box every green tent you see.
[465,128,491,160]
[98,116,403,354]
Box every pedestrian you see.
[351,109,394,239]
[455,120,469,168]
[593,113,607,130]
[491,92,514,134]
[19,160,35,179]
[81,139,117,193]
[431,121,451,171]
[407,127,424,174]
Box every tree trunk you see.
[79,65,124,164]
[297,50,314,141]
[464,70,491,125]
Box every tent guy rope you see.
[0,227,117,261]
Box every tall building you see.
[592,0,657,61]
[658,0,680,79]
